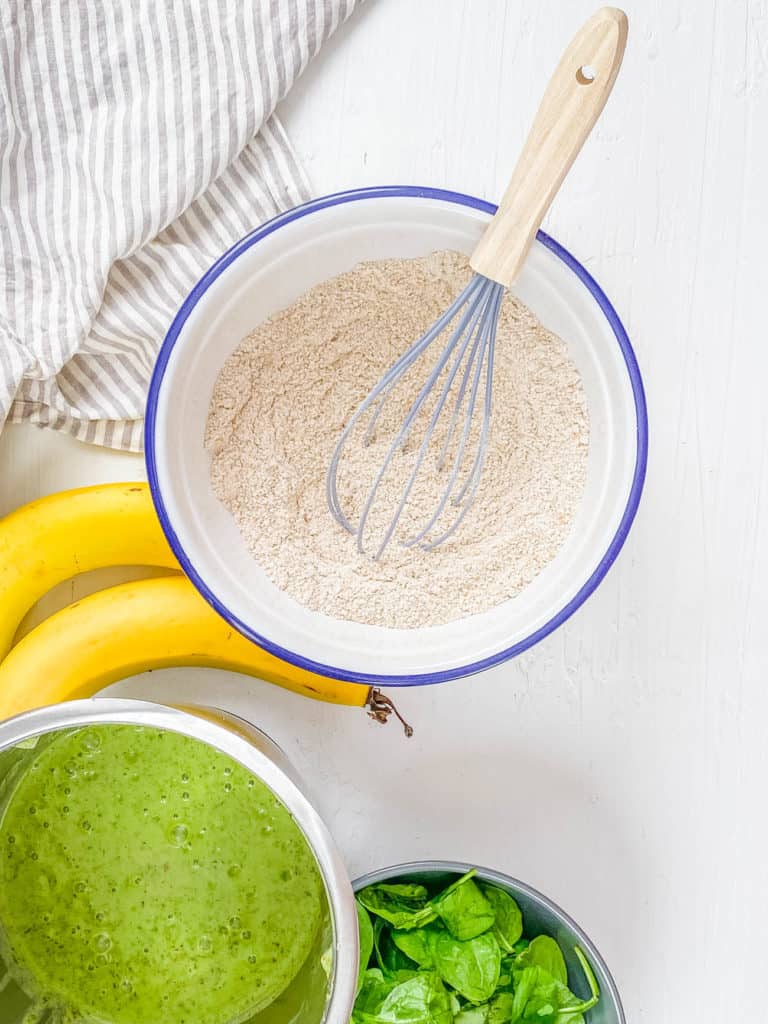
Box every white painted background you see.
[1,1,767,1019]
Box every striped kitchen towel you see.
[0,0,360,451]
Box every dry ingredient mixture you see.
[205,251,589,629]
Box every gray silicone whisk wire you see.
[326,275,503,558]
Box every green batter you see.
[0,724,325,1024]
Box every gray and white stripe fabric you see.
[0,0,359,451]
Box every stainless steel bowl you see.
[353,860,625,1024]
[0,699,359,1024]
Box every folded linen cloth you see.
[0,0,359,451]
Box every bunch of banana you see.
[0,483,388,724]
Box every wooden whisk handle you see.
[470,7,628,287]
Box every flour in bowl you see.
[205,251,589,629]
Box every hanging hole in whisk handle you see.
[576,64,597,85]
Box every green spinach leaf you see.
[352,971,454,1024]
[487,991,517,1023]
[392,926,435,968]
[376,883,431,900]
[355,968,398,1016]
[516,969,586,1024]
[510,966,540,1021]
[388,970,421,985]
[374,917,418,977]
[514,935,567,985]
[359,882,439,931]
[478,884,523,953]
[511,956,600,1024]
[428,928,501,1003]
[357,902,375,994]
[433,875,495,941]
[433,869,478,896]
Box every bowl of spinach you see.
[351,862,624,1024]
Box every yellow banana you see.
[0,575,370,720]
[0,482,179,657]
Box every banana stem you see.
[366,688,414,737]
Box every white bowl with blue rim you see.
[146,186,647,687]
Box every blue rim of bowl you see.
[352,860,626,1023]
[145,185,648,688]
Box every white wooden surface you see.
[1,1,767,1019]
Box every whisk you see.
[327,8,628,558]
